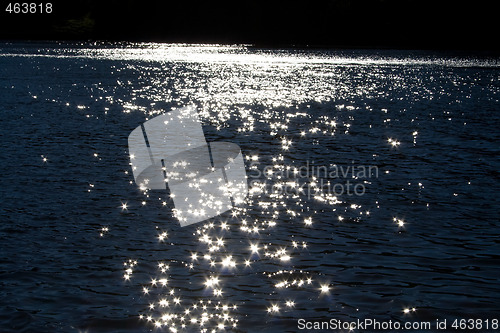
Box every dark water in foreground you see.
[0,43,499,332]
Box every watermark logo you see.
[247,160,378,199]
[128,106,248,226]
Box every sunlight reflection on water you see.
[1,43,499,332]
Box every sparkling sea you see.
[0,42,499,332]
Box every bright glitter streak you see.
[388,138,401,147]
[394,217,405,227]
[320,284,330,293]
[280,254,291,262]
[221,256,236,268]
[267,304,280,313]
[204,276,219,288]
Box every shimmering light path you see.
[0,43,499,332]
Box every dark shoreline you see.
[0,0,497,53]
[1,39,500,57]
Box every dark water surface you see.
[0,43,499,332]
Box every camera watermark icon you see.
[128,106,248,227]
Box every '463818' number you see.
[5,3,52,14]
